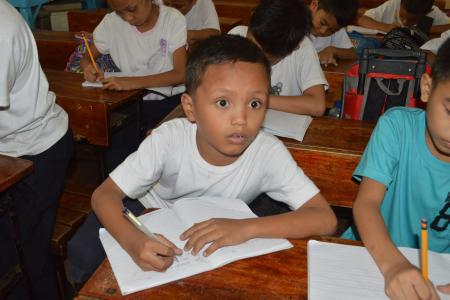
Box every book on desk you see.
[99,197,292,295]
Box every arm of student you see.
[92,177,181,271]
[268,85,326,116]
[187,29,220,46]
[319,46,358,64]
[353,177,440,300]
[80,42,104,82]
[181,192,337,256]
[438,284,450,294]
[357,16,399,33]
[430,24,450,35]
[101,46,187,91]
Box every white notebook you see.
[99,197,293,295]
[82,71,173,100]
[262,109,313,141]
[308,240,450,300]
[347,25,387,35]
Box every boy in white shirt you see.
[229,0,328,117]
[421,29,450,61]
[308,0,358,66]
[162,0,220,47]
[359,0,450,35]
[0,1,73,298]
[91,34,337,271]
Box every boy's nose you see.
[231,106,247,126]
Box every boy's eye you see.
[216,99,229,108]
[249,100,262,109]
[127,6,137,12]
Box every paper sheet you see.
[308,240,450,300]
[262,109,313,141]
[347,25,387,35]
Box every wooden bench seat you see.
[33,30,78,70]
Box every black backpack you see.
[382,16,433,50]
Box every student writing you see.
[91,34,337,271]
[342,39,450,299]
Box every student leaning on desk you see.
[91,34,337,271]
[342,39,450,299]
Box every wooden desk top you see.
[0,155,33,193]
[45,69,145,146]
[78,237,362,299]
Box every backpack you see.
[348,31,382,57]
[341,48,429,121]
[382,16,432,50]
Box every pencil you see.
[81,33,100,74]
[421,219,428,280]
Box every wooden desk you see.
[44,69,145,147]
[157,105,374,208]
[219,16,242,33]
[78,237,362,299]
[322,59,355,108]
[34,30,78,70]
[0,155,33,193]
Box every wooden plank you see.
[67,9,110,32]
[0,155,33,193]
[33,30,78,70]
[59,192,92,214]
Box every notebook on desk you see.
[307,240,450,300]
[347,25,387,36]
[262,109,313,141]
[99,197,292,295]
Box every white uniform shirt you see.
[364,0,450,26]
[0,0,68,157]
[310,28,354,52]
[110,118,319,209]
[229,26,328,96]
[185,0,220,31]
[94,5,186,81]
[421,29,450,54]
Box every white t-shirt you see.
[185,0,220,31]
[94,5,186,92]
[310,28,354,52]
[0,1,68,157]
[110,118,319,210]
[229,26,328,96]
[364,0,450,26]
[421,29,450,54]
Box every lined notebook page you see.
[308,240,450,300]
[262,109,313,141]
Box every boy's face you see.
[399,5,424,27]
[309,1,341,37]
[421,74,450,162]
[108,0,153,27]
[163,0,195,15]
[182,61,269,166]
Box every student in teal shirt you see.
[342,39,450,299]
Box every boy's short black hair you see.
[431,38,450,89]
[401,0,434,15]
[318,0,359,27]
[249,0,311,58]
[185,34,271,95]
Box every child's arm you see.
[430,24,450,35]
[319,47,357,65]
[80,43,104,82]
[353,177,441,299]
[187,29,220,47]
[357,16,399,33]
[268,85,326,116]
[101,46,187,91]
[92,177,182,271]
[181,192,337,256]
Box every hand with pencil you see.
[80,33,104,83]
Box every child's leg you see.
[0,130,73,300]
[66,198,145,287]
[248,194,292,217]
[140,93,181,133]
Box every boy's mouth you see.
[227,133,248,145]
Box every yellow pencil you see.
[82,33,100,74]
[421,219,428,280]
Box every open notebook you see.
[99,197,293,295]
[308,240,450,300]
[347,25,387,35]
[262,109,313,141]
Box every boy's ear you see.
[181,93,196,122]
[310,0,319,11]
[420,73,432,103]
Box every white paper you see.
[308,240,450,300]
[262,109,313,141]
[347,25,387,35]
[100,197,292,295]
[82,71,173,100]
